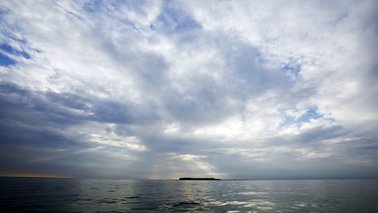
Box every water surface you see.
[0,178,377,212]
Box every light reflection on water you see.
[0,178,377,212]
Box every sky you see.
[0,0,377,179]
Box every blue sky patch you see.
[0,43,30,59]
[279,107,322,128]
[0,53,16,66]
[280,57,301,78]
[299,107,322,123]
[152,7,201,33]
[278,116,296,129]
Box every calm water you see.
[0,178,377,212]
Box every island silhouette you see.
[179,177,221,180]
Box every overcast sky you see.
[0,0,377,179]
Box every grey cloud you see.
[0,82,160,126]
[0,0,377,179]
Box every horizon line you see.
[1,175,377,181]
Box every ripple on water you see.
[173,201,201,206]
[125,196,139,199]
[96,199,119,204]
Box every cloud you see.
[0,0,377,179]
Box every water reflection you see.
[0,178,377,212]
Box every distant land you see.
[179,177,221,180]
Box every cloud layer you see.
[0,0,377,179]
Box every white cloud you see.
[0,0,377,178]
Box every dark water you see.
[0,178,377,212]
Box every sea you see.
[0,178,377,212]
